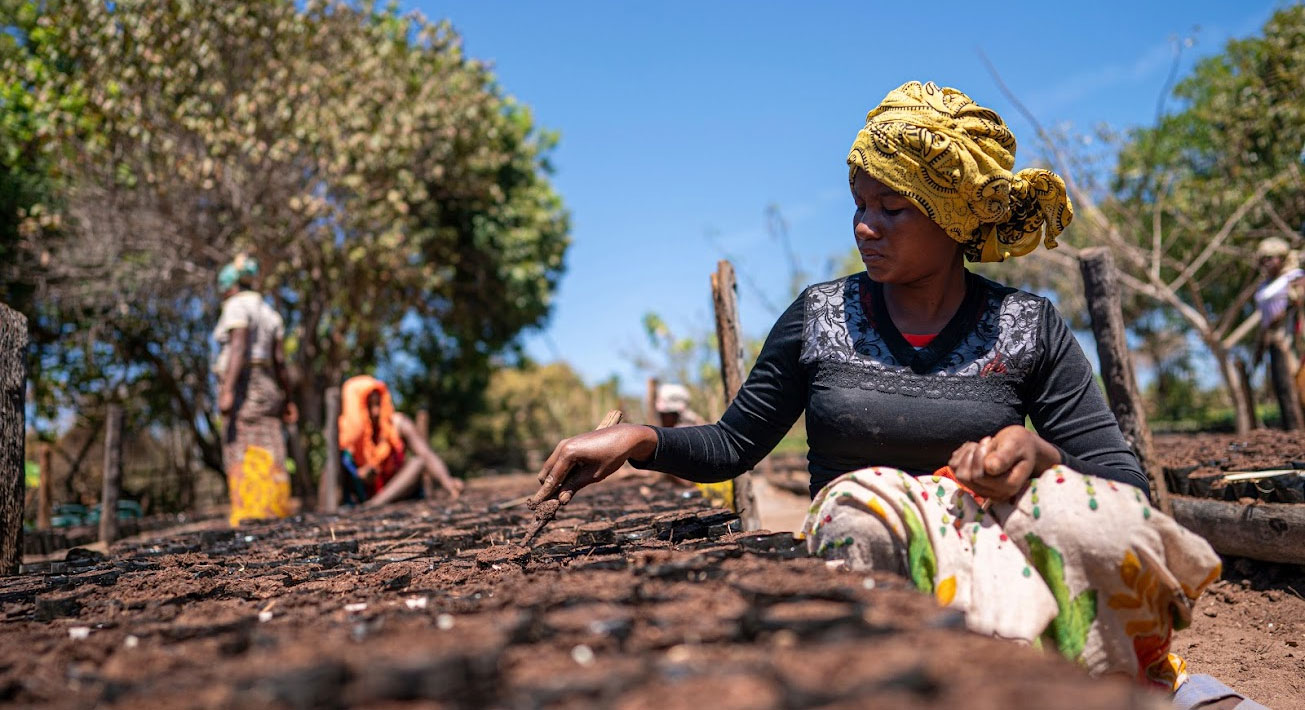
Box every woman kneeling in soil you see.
[337,375,463,507]
[531,82,1228,696]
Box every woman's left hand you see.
[948,425,1061,502]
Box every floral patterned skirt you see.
[801,466,1222,690]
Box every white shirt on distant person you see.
[212,291,284,375]
[1255,268,1304,324]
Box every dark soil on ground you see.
[1155,429,1305,501]
[0,474,1168,710]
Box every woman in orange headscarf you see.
[337,375,464,506]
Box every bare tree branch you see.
[1166,172,1285,294]
[1151,174,1175,282]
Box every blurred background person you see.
[1251,236,1305,427]
[653,383,706,428]
[337,375,464,507]
[213,254,296,525]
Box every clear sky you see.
[411,1,1285,390]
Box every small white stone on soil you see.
[437,614,455,630]
[344,603,367,613]
[771,630,798,648]
[68,627,90,640]
[862,577,876,590]
[665,645,692,663]
[571,644,595,666]
[405,597,428,610]
[124,635,139,649]
[258,610,274,623]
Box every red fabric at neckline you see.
[902,332,937,348]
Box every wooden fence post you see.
[645,377,659,426]
[1078,248,1170,514]
[318,386,341,513]
[0,304,28,575]
[286,422,314,511]
[1267,341,1304,430]
[99,404,123,545]
[38,444,51,530]
[1232,358,1261,430]
[711,260,761,531]
[415,410,429,440]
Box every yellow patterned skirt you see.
[222,367,291,526]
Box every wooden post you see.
[1078,248,1170,514]
[415,410,430,440]
[645,377,660,426]
[286,423,314,511]
[1231,356,1261,431]
[99,404,124,545]
[413,409,432,499]
[711,260,761,531]
[37,444,52,530]
[318,386,341,513]
[0,303,27,575]
[1267,340,1304,430]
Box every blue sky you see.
[412,1,1285,389]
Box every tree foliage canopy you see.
[2,0,570,475]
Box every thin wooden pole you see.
[38,444,52,530]
[1267,340,1304,430]
[645,377,659,426]
[1078,248,1170,514]
[0,303,28,574]
[711,260,761,530]
[415,410,430,440]
[99,404,124,545]
[318,386,341,513]
[286,422,314,511]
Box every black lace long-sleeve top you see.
[631,271,1148,498]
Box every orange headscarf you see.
[338,375,405,470]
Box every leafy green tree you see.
[4,0,569,483]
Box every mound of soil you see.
[0,475,1164,710]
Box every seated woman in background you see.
[530,82,1244,705]
[337,375,463,507]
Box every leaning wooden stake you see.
[0,303,28,574]
[38,444,52,530]
[99,404,124,545]
[1267,341,1304,430]
[645,377,659,426]
[318,386,341,513]
[711,260,761,531]
[1078,248,1170,514]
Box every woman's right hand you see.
[528,424,659,506]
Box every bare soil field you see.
[1,474,1166,710]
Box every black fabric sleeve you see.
[629,294,808,483]
[1025,300,1151,496]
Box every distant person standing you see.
[655,383,735,504]
[213,254,297,525]
[1251,237,1305,428]
[653,383,706,428]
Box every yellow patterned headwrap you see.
[847,81,1073,263]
